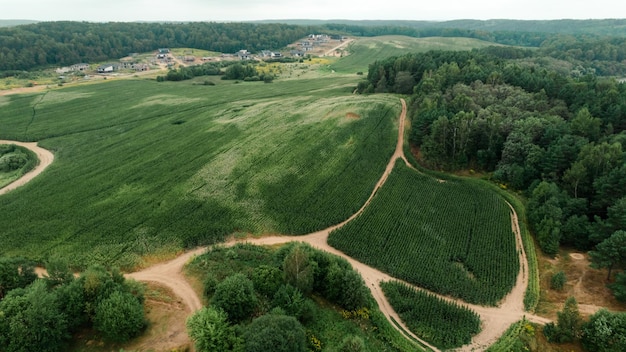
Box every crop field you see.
[0,76,398,269]
[330,35,502,73]
[328,161,519,305]
[381,281,481,349]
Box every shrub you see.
[94,291,146,342]
[211,273,257,323]
[244,314,306,352]
[551,271,567,291]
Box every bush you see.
[581,309,626,352]
[187,307,240,352]
[94,291,146,342]
[243,314,306,352]
[211,273,257,323]
[551,271,567,291]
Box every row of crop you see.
[256,102,398,234]
[381,280,481,349]
[0,80,400,268]
[328,161,519,305]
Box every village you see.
[54,34,350,77]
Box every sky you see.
[2,0,625,22]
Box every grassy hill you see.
[0,76,398,269]
[331,35,502,73]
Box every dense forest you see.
[358,47,626,300]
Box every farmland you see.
[381,281,481,349]
[328,161,519,305]
[0,76,398,269]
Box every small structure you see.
[183,56,195,63]
[290,50,305,57]
[97,64,115,73]
[158,48,170,54]
[236,49,251,60]
[71,63,90,71]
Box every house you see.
[71,63,89,71]
[236,49,251,60]
[260,50,272,58]
[183,56,195,62]
[271,52,282,58]
[158,48,170,54]
[290,50,305,57]
[97,64,115,73]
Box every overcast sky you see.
[2,0,624,22]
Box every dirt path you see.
[324,38,354,57]
[0,140,54,195]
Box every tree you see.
[324,262,371,310]
[186,307,239,352]
[243,314,306,352]
[544,296,581,343]
[0,280,69,352]
[589,230,626,280]
[211,273,258,323]
[251,265,283,298]
[272,284,305,318]
[581,309,626,352]
[283,244,316,294]
[609,271,626,302]
[0,256,37,300]
[551,271,567,291]
[93,290,146,342]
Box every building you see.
[97,64,115,73]
[236,49,251,60]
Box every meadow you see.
[0,76,398,269]
[328,161,519,305]
[330,35,503,73]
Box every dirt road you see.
[0,140,54,195]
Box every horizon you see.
[3,0,625,23]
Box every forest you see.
[358,45,626,301]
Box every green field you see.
[331,36,503,73]
[0,76,398,269]
[328,161,519,305]
[381,281,481,349]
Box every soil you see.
[13,98,557,351]
[538,250,625,320]
[0,140,54,195]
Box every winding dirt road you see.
[9,99,549,351]
[0,140,54,195]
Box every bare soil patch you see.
[346,112,360,119]
[537,250,625,320]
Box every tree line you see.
[358,48,626,301]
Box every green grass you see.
[0,77,398,269]
[328,161,519,305]
[331,36,503,73]
[381,281,481,350]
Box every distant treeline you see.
[2,20,626,73]
[256,18,626,37]
[0,21,315,71]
